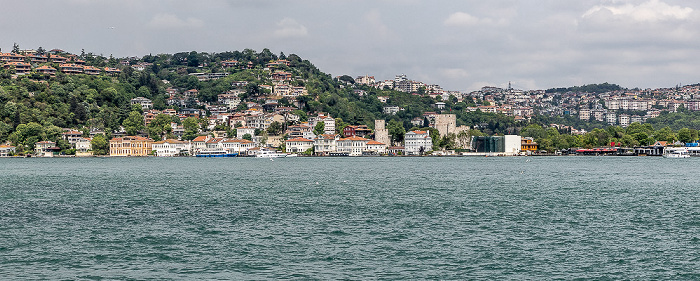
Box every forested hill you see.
[1,47,699,154]
[0,48,522,149]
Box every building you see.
[5,62,31,74]
[35,65,57,75]
[109,136,154,156]
[404,130,432,155]
[35,141,58,157]
[237,126,256,139]
[59,63,83,74]
[433,114,456,137]
[471,135,521,156]
[152,139,189,156]
[365,140,387,155]
[131,97,153,110]
[579,109,591,121]
[0,145,16,156]
[75,137,92,153]
[314,134,340,155]
[374,120,391,146]
[285,137,314,153]
[521,137,538,155]
[221,139,254,155]
[342,125,372,138]
[337,136,370,156]
[383,106,400,115]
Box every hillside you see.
[1,47,699,154]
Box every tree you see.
[12,43,19,54]
[267,121,283,136]
[147,114,173,141]
[313,121,325,135]
[182,117,200,141]
[91,134,109,155]
[677,128,693,143]
[387,119,405,145]
[122,111,145,136]
[242,133,252,141]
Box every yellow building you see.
[109,136,154,156]
[521,137,538,153]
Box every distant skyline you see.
[2,0,700,92]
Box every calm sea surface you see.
[1,156,700,280]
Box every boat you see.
[256,150,288,158]
[663,148,690,158]
[196,149,238,157]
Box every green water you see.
[1,157,699,280]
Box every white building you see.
[237,126,257,139]
[314,134,340,155]
[404,130,432,155]
[152,139,190,156]
[286,137,314,153]
[221,139,255,154]
[337,136,370,156]
[322,116,336,135]
[75,137,92,153]
[131,97,153,110]
[365,140,387,155]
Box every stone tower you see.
[374,119,390,146]
[434,114,456,137]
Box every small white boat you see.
[663,148,690,158]
[256,150,288,158]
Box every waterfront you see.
[1,157,699,279]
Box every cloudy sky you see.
[2,0,700,92]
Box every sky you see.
[2,0,700,92]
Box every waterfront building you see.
[365,140,387,155]
[471,135,521,156]
[35,141,57,157]
[404,130,432,155]
[221,139,254,155]
[75,137,92,153]
[314,134,340,155]
[521,137,538,155]
[152,139,189,156]
[286,137,314,153]
[109,136,154,156]
[0,145,16,157]
[337,136,370,156]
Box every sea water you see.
[1,156,699,280]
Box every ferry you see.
[256,150,289,158]
[196,149,238,157]
[663,148,690,158]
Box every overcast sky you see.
[2,0,700,92]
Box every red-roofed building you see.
[337,136,370,156]
[59,63,83,74]
[313,134,340,155]
[36,65,57,75]
[4,61,31,74]
[104,67,121,76]
[365,140,387,155]
[83,65,101,75]
[50,55,68,63]
[0,52,25,62]
[342,125,372,138]
[285,137,314,153]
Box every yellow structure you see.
[109,136,154,156]
[521,137,538,153]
